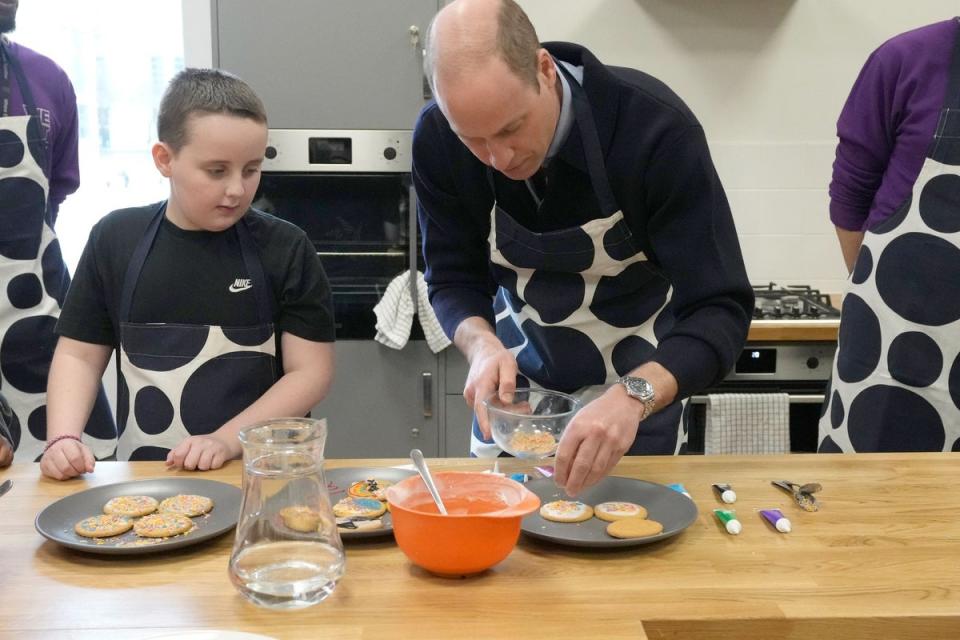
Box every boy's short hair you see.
[157,68,267,152]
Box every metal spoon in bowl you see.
[410,449,448,515]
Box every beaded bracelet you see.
[43,434,83,454]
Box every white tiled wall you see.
[519,0,957,293]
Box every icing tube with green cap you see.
[714,509,742,535]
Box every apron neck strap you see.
[929,18,960,164]
[559,61,621,215]
[0,39,41,119]
[119,204,275,325]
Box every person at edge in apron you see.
[414,0,753,495]
[0,3,115,464]
[39,68,336,480]
[819,18,960,453]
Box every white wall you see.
[518,0,956,294]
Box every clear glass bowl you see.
[482,389,581,459]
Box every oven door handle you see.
[687,394,825,405]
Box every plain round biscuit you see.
[539,500,594,523]
[279,506,322,533]
[133,513,195,538]
[593,501,648,522]
[606,518,664,539]
[74,514,134,538]
[103,495,159,517]
[158,494,214,517]
[333,497,387,519]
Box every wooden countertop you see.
[748,319,839,342]
[3,454,959,639]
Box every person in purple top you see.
[0,0,115,464]
[820,18,960,453]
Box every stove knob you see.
[383,146,397,160]
[809,306,821,318]
[806,357,820,370]
[790,306,801,318]
[753,307,764,319]
[265,146,278,160]
[773,307,783,318]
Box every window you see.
[13,1,185,272]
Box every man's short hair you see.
[157,68,267,152]
[426,0,541,92]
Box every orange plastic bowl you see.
[386,471,541,577]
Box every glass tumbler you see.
[228,418,344,609]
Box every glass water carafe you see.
[228,418,344,609]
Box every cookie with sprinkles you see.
[333,497,387,519]
[133,513,195,538]
[539,500,594,523]
[103,495,159,517]
[594,501,648,522]
[347,478,394,501]
[74,514,134,538]
[159,494,214,517]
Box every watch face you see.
[621,377,654,402]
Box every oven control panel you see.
[262,129,413,173]
[727,343,835,382]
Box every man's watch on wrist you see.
[616,376,656,420]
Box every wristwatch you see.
[616,376,656,420]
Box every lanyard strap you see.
[0,39,41,119]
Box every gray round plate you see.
[521,476,698,548]
[35,478,241,555]
[325,466,418,539]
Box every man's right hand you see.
[464,339,519,439]
[40,439,95,480]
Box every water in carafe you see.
[229,418,344,609]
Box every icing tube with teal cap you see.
[667,483,692,499]
[712,483,737,504]
[714,509,742,535]
[760,509,792,533]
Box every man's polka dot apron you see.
[818,22,960,453]
[470,64,687,457]
[0,40,114,461]
[116,204,278,460]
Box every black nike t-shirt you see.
[56,203,335,346]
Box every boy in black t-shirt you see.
[40,69,336,479]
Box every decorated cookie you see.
[159,494,214,517]
[333,497,387,519]
[279,506,323,533]
[539,500,594,523]
[103,495,159,517]
[74,514,133,538]
[594,501,648,522]
[347,478,393,501]
[606,518,664,539]
[133,513,195,538]
[337,516,384,532]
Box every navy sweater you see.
[413,42,753,399]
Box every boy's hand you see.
[166,434,235,471]
[0,437,12,467]
[40,439,95,480]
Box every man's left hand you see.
[552,385,644,496]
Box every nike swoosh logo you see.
[228,283,253,293]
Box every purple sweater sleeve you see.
[5,41,80,221]
[829,20,955,232]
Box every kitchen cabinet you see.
[313,341,439,458]
[442,348,472,456]
[212,0,439,129]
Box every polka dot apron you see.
[818,23,960,453]
[470,65,687,457]
[116,203,278,460]
[0,40,114,461]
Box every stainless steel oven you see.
[684,284,841,453]
[253,129,421,339]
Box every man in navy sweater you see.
[413,0,752,495]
